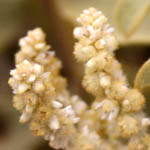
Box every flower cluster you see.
[8,28,104,150]
[73,7,150,149]
[8,8,150,150]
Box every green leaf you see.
[134,59,150,99]
[114,0,150,37]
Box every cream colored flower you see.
[8,7,150,150]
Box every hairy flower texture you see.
[8,8,150,150]
[8,28,103,150]
[73,7,150,149]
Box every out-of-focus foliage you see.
[114,0,150,37]
[0,0,25,53]
[135,59,150,99]
[114,0,150,44]
[55,0,150,45]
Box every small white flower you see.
[44,134,50,141]
[25,105,33,114]
[52,100,63,109]
[99,75,111,88]
[19,38,26,47]
[27,75,36,82]
[141,118,150,127]
[61,105,80,123]
[35,43,45,49]
[10,69,16,76]
[49,115,60,130]
[33,80,44,93]
[73,27,85,39]
[34,64,43,74]
[18,83,29,94]
[19,112,31,123]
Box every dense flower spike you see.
[9,28,101,150]
[73,7,150,149]
[9,8,150,150]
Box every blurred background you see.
[0,0,150,150]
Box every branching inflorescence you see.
[9,7,150,150]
